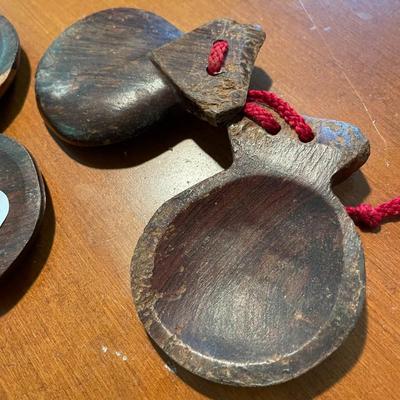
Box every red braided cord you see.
[346,198,400,229]
[206,42,314,142]
[243,102,281,134]
[207,40,400,229]
[207,40,229,75]
[247,90,314,142]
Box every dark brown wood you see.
[151,19,265,126]
[2,1,400,398]
[0,15,20,98]
[35,8,265,146]
[35,8,182,146]
[0,135,46,278]
[131,116,370,386]
[0,16,46,277]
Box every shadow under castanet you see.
[249,66,273,91]
[0,182,55,316]
[50,110,234,171]
[0,48,31,132]
[333,170,371,207]
[44,66,274,171]
[149,304,368,400]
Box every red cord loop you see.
[247,90,314,142]
[207,40,400,229]
[207,40,229,75]
[243,102,281,134]
[207,41,314,141]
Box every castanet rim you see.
[131,171,365,386]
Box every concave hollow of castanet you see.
[150,175,344,363]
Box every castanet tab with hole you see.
[132,116,370,386]
[125,9,370,386]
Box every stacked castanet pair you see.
[0,16,45,279]
[3,8,370,386]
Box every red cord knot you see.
[207,40,229,75]
[346,198,400,228]
[346,204,382,229]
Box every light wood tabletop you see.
[0,0,399,398]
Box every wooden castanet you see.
[35,8,265,146]
[0,135,46,277]
[131,116,370,386]
[0,18,45,276]
[0,15,20,98]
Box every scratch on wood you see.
[297,0,389,166]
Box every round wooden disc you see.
[0,15,20,97]
[0,135,46,277]
[35,8,181,146]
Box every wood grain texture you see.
[35,8,182,146]
[132,117,369,386]
[152,19,265,126]
[0,0,399,399]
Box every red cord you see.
[207,40,400,229]
[346,198,400,229]
[247,90,314,142]
[243,102,281,134]
[207,41,314,142]
[207,40,229,75]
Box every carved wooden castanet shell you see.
[36,8,181,146]
[0,15,20,97]
[151,18,265,126]
[0,136,46,278]
[35,8,265,146]
[131,117,369,386]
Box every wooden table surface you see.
[1,0,399,398]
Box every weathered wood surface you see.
[1,0,400,399]
[152,19,265,126]
[35,8,182,146]
[0,15,20,97]
[35,8,265,146]
[0,135,45,277]
[132,116,369,386]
